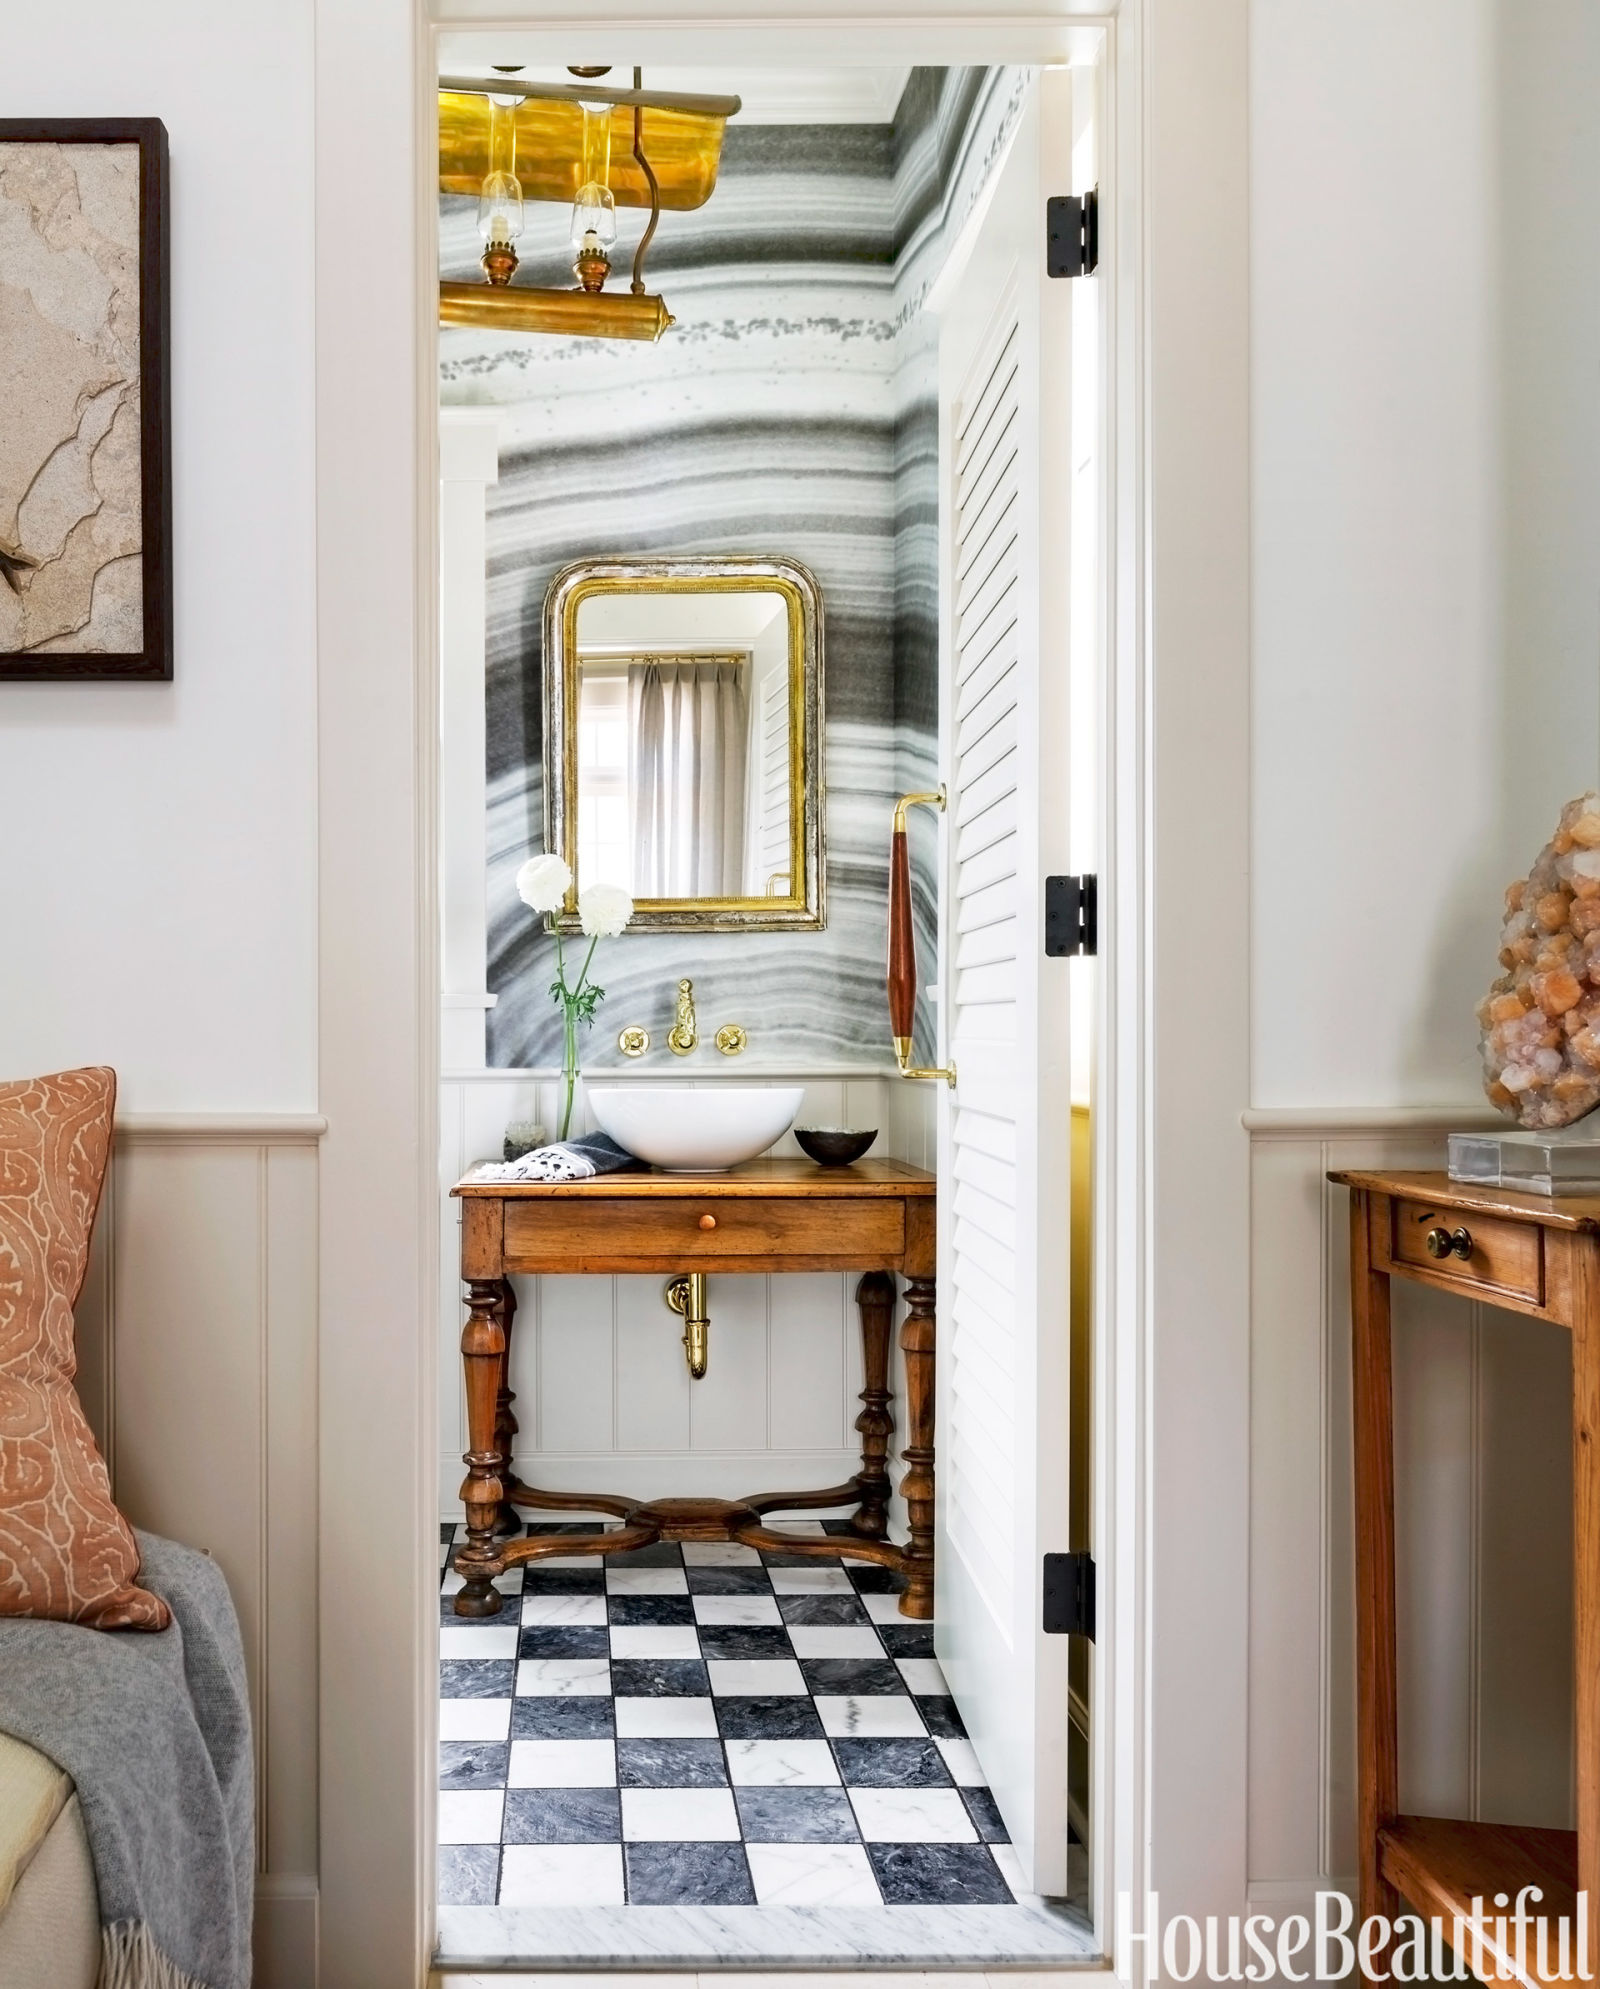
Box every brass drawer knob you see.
[698,1213,717,1231]
[1425,1225,1474,1262]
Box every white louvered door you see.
[933,70,1078,1896]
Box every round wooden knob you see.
[698,1213,717,1231]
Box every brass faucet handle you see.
[714,1024,747,1056]
[618,1025,650,1057]
[668,977,698,1055]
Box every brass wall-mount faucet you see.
[618,978,746,1058]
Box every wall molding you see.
[116,1113,328,1143]
[1243,1104,1504,1136]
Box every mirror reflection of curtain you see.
[629,659,749,897]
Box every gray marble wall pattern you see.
[439,76,1018,1072]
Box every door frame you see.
[311,1,1250,1982]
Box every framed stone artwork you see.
[0,120,171,680]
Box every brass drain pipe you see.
[665,1273,709,1378]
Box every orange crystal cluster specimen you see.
[1480,792,1600,1128]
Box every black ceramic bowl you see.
[795,1127,878,1167]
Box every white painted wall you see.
[0,1,317,1115]
[1249,0,1600,1919]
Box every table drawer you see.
[1388,1197,1544,1305]
[505,1195,905,1267]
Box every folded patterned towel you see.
[471,1132,641,1183]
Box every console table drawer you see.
[505,1195,906,1267]
[1387,1196,1544,1305]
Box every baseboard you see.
[254,1874,319,1989]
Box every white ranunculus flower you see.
[577,882,634,938]
[516,853,572,915]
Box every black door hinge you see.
[1046,188,1099,278]
[1043,1551,1096,1639]
[1044,874,1097,957]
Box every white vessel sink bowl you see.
[586,1083,805,1171]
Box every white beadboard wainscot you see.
[439,1070,934,1520]
[1245,1108,1575,1922]
[75,1115,323,1989]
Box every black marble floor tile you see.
[439,1522,457,1546]
[511,1695,616,1739]
[503,1788,622,1844]
[867,1841,1013,1905]
[800,1658,904,1697]
[685,1567,775,1594]
[760,1551,847,1567]
[777,1594,871,1626]
[832,1738,952,1787]
[438,1843,499,1905]
[525,1521,611,1535]
[696,1625,795,1662]
[877,1623,937,1659]
[440,1660,515,1699]
[439,1742,511,1790]
[916,1695,968,1739]
[820,1517,866,1535]
[616,1738,729,1787]
[961,1786,1010,1843]
[734,1786,860,1843]
[607,1542,685,1567]
[609,1658,711,1697]
[846,1565,907,1594]
[519,1568,606,1594]
[607,1594,696,1626]
[624,1841,756,1905]
[714,1695,826,1740]
[518,1626,611,1659]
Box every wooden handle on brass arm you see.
[888,790,956,1087]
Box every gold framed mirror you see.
[543,556,825,931]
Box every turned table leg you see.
[493,1278,526,1537]
[455,1277,508,1617]
[852,1272,895,1539]
[899,1273,936,1619]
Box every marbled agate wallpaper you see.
[0,137,155,664]
[439,68,1027,1067]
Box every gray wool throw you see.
[0,1530,253,1989]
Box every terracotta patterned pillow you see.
[0,1067,169,1630]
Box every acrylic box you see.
[1449,1125,1600,1197]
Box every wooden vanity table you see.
[450,1158,937,1622]
[1334,1169,1599,1982]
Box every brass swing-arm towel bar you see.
[888,789,957,1087]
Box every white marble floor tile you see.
[437,1789,505,1844]
[508,1737,618,1787]
[605,1567,689,1595]
[521,1593,608,1626]
[681,1541,764,1566]
[438,1697,512,1742]
[768,1519,829,1535]
[515,1657,612,1697]
[768,1567,854,1595]
[848,1786,978,1844]
[935,1736,987,1786]
[860,1591,912,1624]
[498,1844,625,1907]
[786,1625,885,1660]
[610,1624,702,1660]
[621,1786,741,1842]
[990,1844,1031,1902]
[440,1566,523,1595]
[614,1696,719,1739]
[706,1658,808,1697]
[725,1738,841,1786]
[692,1594,782,1626]
[439,1623,519,1660]
[813,1694,927,1738]
[745,1842,883,1907]
[894,1657,950,1696]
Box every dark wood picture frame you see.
[0,119,171,681]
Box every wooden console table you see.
[450,1158,936,1622]
[1333,1169,1597,1983]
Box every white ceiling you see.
[435,55,913,124]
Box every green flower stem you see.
[552,928,603,1141]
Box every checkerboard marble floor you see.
[438,1520,1026,1913]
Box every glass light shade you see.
[570,181,617,250]
[477,170,524,246]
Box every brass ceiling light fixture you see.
[438,65,740,344]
